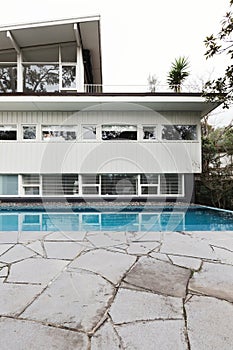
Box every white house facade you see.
[0,17,219,201]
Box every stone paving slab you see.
[87,231,127,247]
[169,255,202,271]
[124,256,191,297]
[109,288,183,323]
[43,241,87,260]
[0,244,36,263]
[45,230,86,241]
[186,295,233,350]
[0,282,43,316]
[0,231,18,243]
[0,317,89,350]
[26,241,45,256]
[161,232,216,260]
[21,269,115,332]
[6,257,68,285]
[69,248,136,284]
[189,261,233,302]
[0,244,13,256]
[0,229,232,349]
[115,320,187,350]
[91,321,122,350]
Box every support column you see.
[6,31,23,92]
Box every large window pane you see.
[0,175,18,195]
[42,125,77,141]
[101,174,137,195]
[102,125,137,140]
[0,125,17,140]
[0,66,17,93]
[23,64,59,93]
[162,125,197,140]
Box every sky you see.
[0,0,232,126]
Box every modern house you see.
[0,16,219,201]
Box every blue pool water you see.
[0,206,233,231]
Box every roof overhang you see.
[0,16,102,83]
[0,93,221,116]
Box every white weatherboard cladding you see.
[0,111,201,174]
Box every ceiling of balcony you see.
[0,16,102,83]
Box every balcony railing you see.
[84,84,203,94]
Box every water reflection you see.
[0,209,233,232]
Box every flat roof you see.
[0,92,220,116]
[0,16,102,84]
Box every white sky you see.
[0,0,232,126]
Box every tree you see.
[204,0,233,108]
[167,56,190,92]
[196,118,233,209]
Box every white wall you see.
[0,110,202,174]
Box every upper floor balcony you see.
[0,17,102,94]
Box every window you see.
[82,125,97,140]
[42,125,77,141]
[82,175,100,195]
[143,126,157,140]
[22,125,36,140]
[140,174,159,195]
[162,125,197,140]
[42,174,79,196]
[22,174,40,196]
[0,65,17,93]
[62,65,76,89]
[0,125,17,140]
[0,175,18,195]
[23,64,59,93]
[160,174,182,195]
[102,125,137,140]
[101,174,137,195]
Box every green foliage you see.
[204,1,233,108]
[196,119,233,209]
[167,56,190,92]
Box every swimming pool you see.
[0,206,233,231]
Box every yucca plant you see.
[167,56,190,92]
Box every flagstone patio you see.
[0,229,233,349]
